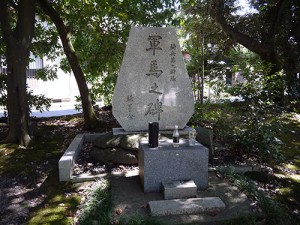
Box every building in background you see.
[1,53,80,104]
[27,53,80,103]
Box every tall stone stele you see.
[112,26,194,131]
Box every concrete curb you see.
[58,133,107,182]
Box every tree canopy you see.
[210,0,300,100]
[181,0,299,104]
[0,0,178,146]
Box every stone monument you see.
[112,26,208,193]
[112,26,194,131]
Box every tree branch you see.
[268,0,285,36]
[37,0,99,128]
[0,0,14,46]
[212,0,270,61]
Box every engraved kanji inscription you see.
[126,95,134,119]
[149,82,162,95]
[146,35,162,55]
[146,60,163,78]
[169,43,177,82]
[170,76,176,81]
[126,94,133,102]
[145,99,163,121]
[169,43,176,50]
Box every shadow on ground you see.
[111,171,254,225]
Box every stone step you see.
[162,180,197,200]
[149,197,226,216]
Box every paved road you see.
[0,102,83,118]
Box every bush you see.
[190,100,284,161]
[223,102,284,161]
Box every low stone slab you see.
[163,180,197,200]
[149,197,226,216]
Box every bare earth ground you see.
[110,171,255,225]
[0,175,46,225]
[0,109,299,224]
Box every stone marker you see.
[112,26,194,131]
[149,197,226,216]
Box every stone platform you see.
[149,197,226,216]
[139,139,209,192]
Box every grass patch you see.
[221,168,291,225]
[0,124,64,176]
[26,121,82,225]
[76,178,111,225]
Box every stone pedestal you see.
[139,139,208,192]
[162,180,197,200]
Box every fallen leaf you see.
[116,208,123,215]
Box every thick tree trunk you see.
[5,48,31,146]
[38,0,99,130]
[0,0,36,146]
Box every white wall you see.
[27,56,80,101]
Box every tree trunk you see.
[38,0,99,130]
[0,0,36,147]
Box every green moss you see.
[284,163,299,171]
[278,187,293,195]
[28,206,68,225]
[28,168,81,225]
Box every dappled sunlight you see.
[28,205,72,225]
[0,115,83,224]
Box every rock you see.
[92,132,124,148]
[91,147,138,165]
[120,134,144,152]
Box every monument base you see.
[139,139,209,192]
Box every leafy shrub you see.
[190,101,283,161]
[223,102,284,161]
